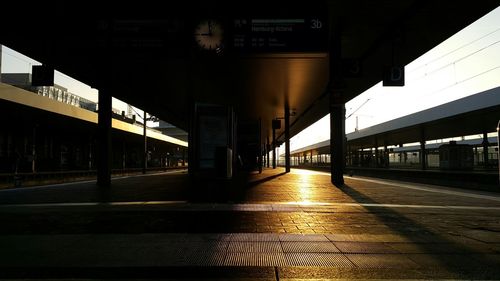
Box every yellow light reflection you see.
[292,169,317,205]
[292,169,330,176]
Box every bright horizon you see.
[284,6,500,155]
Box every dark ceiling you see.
[1,1,498,146]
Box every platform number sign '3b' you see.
[311,19,322,29]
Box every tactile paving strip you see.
[281,241,340,253]
[228,241,282,253]
[187,233,233,241]
[165,241,228,254]
[285,253,356,267]
[185,251,227,266]
[224,253,287,266]
[231,233,280,241]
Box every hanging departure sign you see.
[230,17,327,53]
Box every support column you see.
[399,144,403,165]
[266,136,270,168]
[122,140,126,170]
[497,120,500,184]
[182,148,186,166]
[483,132,489,167]
[328,19,345,186]
[259,118,263,173]
[384,143,388,168]
[272,127,276,169]
[0,45,2,83]
[143,111,147,174]
[265,147,268,168]
[97,90,112,188]
[31,126,36,173]
[88,141,92,170]
[420,129,426,170]
[346,144,351,166]
[285,103,291,173]
[330,103,345,186]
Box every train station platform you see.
[1,168,500,280]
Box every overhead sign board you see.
[383,66,405,87]
[229,17,327,53]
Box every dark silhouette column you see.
[97,90,112,188]
[266,136,270,168]
[483,132,489,167]
[122,140,126,170]
[420,128,426,170]
[143,110,147,174]
[0,46,2,83]
[497,120,500,183]
[88,141,93,170]
[272,126,276,169]
[384,143,389,168]
[182,148,186,166]
[330,102,345,186]
[329,20,345,186]
[285,104,291,173]
[31,126,36,173]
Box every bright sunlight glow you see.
[283,6,500,154]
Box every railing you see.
[0,166,187,189]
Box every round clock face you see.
[194,20,223,51]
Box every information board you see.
[229,17,327,53]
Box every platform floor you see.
[1,168,500,280]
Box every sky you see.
[285,5,500,154]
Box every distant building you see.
[2,73,97,111]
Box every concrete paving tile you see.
[406,253,488,269]
[471,254,500,266]
[385,242,435,254]
[298,230,317,234]
[334,242,399,254]
[279,234,329,241]
[346,254,419,269]
[388,242,486,254]
[327,233,413,243]
[0,234,82,252]
[487,243,500,253]
[462,229,500,243]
